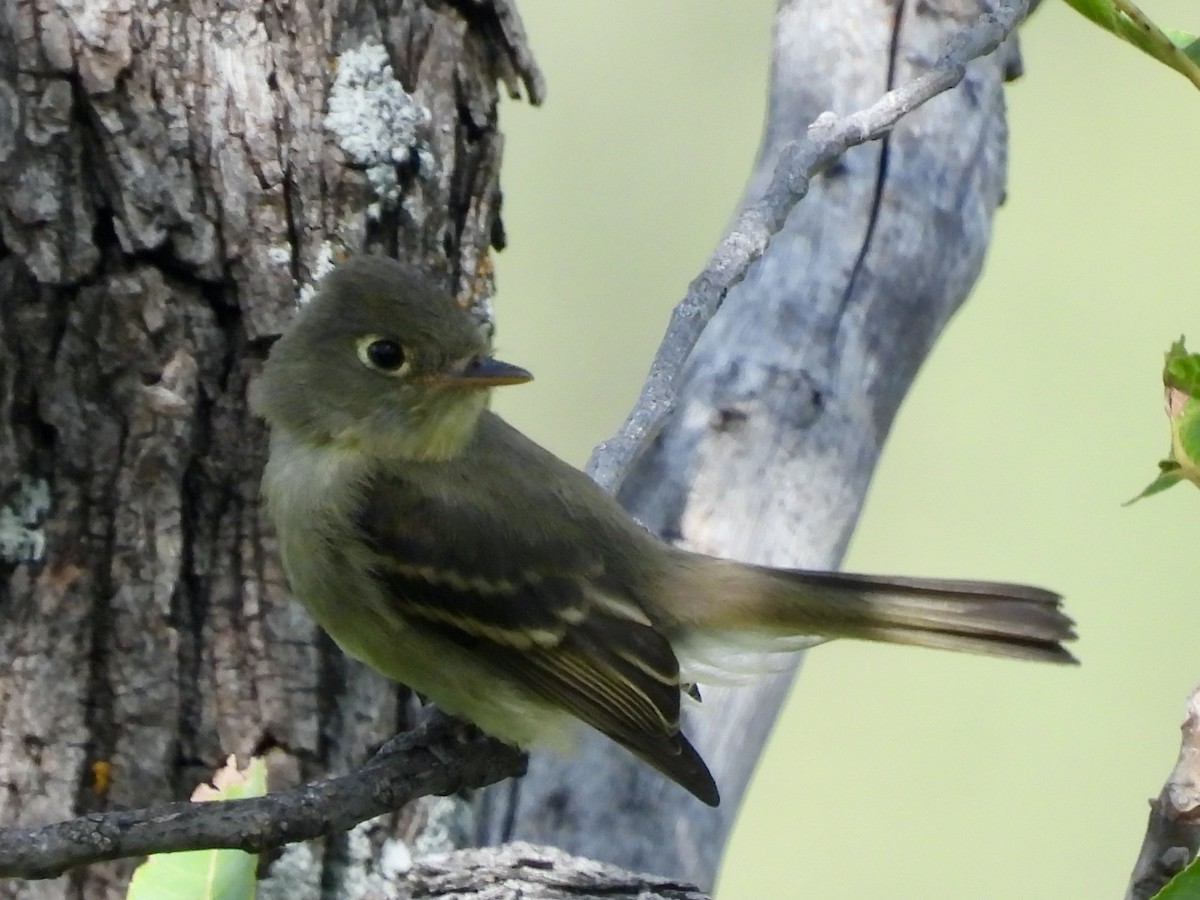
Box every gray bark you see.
[0,1,539,897]
[1126,686,1200,899]
[479,0,1021,889]
[397,843,708,900]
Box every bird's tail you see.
[666,558,1077,666]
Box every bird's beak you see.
[431,356,533,388]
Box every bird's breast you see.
[260,431,570,747]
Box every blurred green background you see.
[490,2,1199,897]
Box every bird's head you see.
[253,255,531,460]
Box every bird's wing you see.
[352,449,719,804]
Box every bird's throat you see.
[353,389,489,462]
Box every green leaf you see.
[1171,398,1200,475]
[1164,338,1200,398]
[1150,853,1200,899]
[126,757,268,900]
[1124,461,1183,505]
[1061,0,1200,90]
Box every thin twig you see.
[0,715,526,881]
[585,0,1033,492]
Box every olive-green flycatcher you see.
[252,254,1075,806]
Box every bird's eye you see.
[367,340,404,370]
[356,336,408,374]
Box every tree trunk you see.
[0,2,539,897]
[479,0,1020,889]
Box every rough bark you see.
[0,2,539,897]
[1126,685,1200,899]
[397,843,708,900]
[479,0,1022,889]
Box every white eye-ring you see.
[356,335,409,375]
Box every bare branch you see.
[1126,686,1200,899]
[402,842,708,899]
[0,715,525,881]
[585,0,1033,492]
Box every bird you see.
[251,254,1076,807]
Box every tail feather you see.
[673,560,1077,666]
[762,569,1078,664]
[850,625,1077,664]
